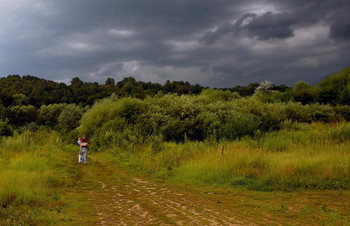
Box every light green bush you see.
[79,93,349,151]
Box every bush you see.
[200,89,240,101]
[38,104,67,129]
[284,102,312,123]
[309,104,339,122]
[233,98,287,131]
[0,119,13,136]
[316,67,350,105]
[58,104,84,132]
[220,112,259,140]
[79,93,349,151]
[291,81,316,104]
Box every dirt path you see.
[73,155,350,225]
[79,155,253,225]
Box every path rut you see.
[82,155,252,225]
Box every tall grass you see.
[111,122,350,191]
[0,129,77,225]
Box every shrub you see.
[0,118,13,136]
[309,104,339,122]
[220,112,259,140]
[284,102,312,123]
[79,93,349,151]
[58,104,84,132]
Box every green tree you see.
[292,81,316,104]
[105,77,115,86]
[316,67,350,105]
[0,118,13,136]
[12,93,29,106]
[58,104,84,132]
[38,104,67,128]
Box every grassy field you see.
[110,122,350,191]
[0,130,87,225]
[1,122,349,224]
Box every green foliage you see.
[58,104,84,132]
[0,67,349,137]
[0,130,79,225]
[200,89,240,101]
[4,105,38,126]
[331,123,350,142]
[220,112,260,140]
[233,98,287,130]
[316,67,350,105]
[292,81,316,104]
[0,74,203,109]
[0,118,13,136]
[25,122,39,132]
[38,104,67,129]
[12,93,29,106]
[229,83,259,96]
[80,90,350,151]
[333,105,350,121]
[309,104,339,122]
[111,122,350,191]
[284,102,312,122]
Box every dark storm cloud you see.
[199,12,296,44]
[329,11,350,40]
[244,12,296,40]
[0,0,349,87]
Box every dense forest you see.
[0,67,349,138]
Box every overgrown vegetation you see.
[79,91,350,148]
[75,68,350,191]
[0,67,349,134]
[89,121,350,191]
[0,67,350,223]
[0,130,81,225]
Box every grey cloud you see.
[244,12,295,40]
[329,11,350,40]
[0,0,349,87]
[199,11,296,44]
[199,14,255,44]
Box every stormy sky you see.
[0,0,349,87]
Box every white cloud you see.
[108,29,135,37]
[65,41,101,52]
[286,24,330,48]
[238,2,281,16]
[165,40,200,52]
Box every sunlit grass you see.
[112,122,350,191]
[0,130,79,225]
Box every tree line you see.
[0,67,349,137]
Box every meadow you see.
[1,113,350,224]
[0,130,84,225]
[103,122,350,192]
[0,68,349,224]
[76,88,350,192]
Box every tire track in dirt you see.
[83,155,254,225]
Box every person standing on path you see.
[79,136,88,165]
